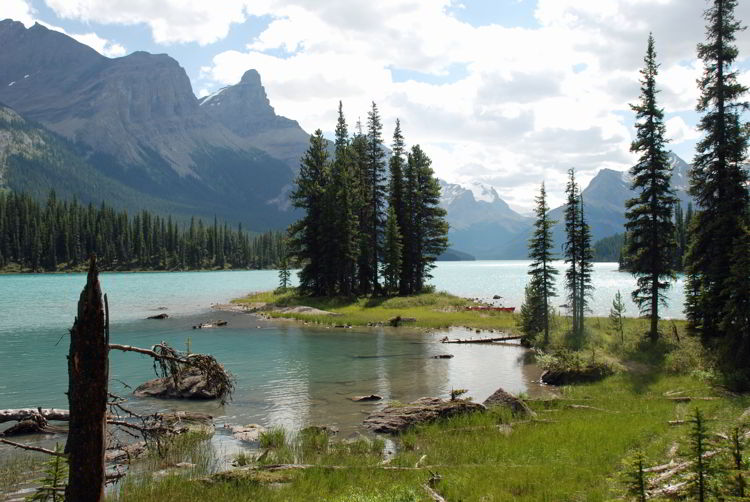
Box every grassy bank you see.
[109,371,748,501]
[232,290,520,331]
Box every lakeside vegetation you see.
[0,191,287,273]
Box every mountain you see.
[438,153,696,260]
[438,180,533,258]
[198,69,311,175]
[0,19,297,229]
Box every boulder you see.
[482,388,535,418]
[227,423,265,442]
[134,370,220,400]
[147,313,168,320]
[364,397,485,434]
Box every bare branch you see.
[0,438,66,457]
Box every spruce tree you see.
[288,130,330,295]
[685,0,749,358]
[624,34,678,342]
[365,102,387,293]
[576,197,594,339]
[527,182,557,345]
[407,145,449,293]
[609,290,626,344]
[382,206,403,295]
[352,121,374,294]
[330,102,359,296]
[563,168,581,338]
[389,119,409,295]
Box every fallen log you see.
[423,484,448,502]
[0,408,70,424]
[441,335,523,344]
[0,438,66,457]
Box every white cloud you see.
[666,116,700,143]
[1,0,35,26]
[67,32,127,57]
[44,0,250,45]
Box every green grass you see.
[108,370,749,502]
[0,451,47,493]
[233,290,521,331]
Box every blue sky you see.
[2,0,749,212]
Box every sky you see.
[2,0,750,214]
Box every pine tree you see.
[389,119,409,295]
[382,206,403,294]
[685,0,750,370]
[519,280,545,343]
[609,290,626,344]
[288,130,330,296]
[576,197,594,339]
[365,102,387,294]
[527,182,557,345]
[352,121,374,295]
[406,145,449,293]
[564,169,581,339]
[329,102,359,296]
[624,34,678,343]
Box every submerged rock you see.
[228,423,266,442]
[134,370,220,400]
[350,394,383,402]
[432,354,454,359]
[482,388,535,418]
[540,365,613,386]
[364,397,485,434]
[147,313,169,320]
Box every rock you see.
[432,354,454,359]
[482,388,535,417]
[147,313,169,320]
[133,370,220,400]
[493,295,502,300]
[228,424,266,442]
[351,394,383,402]
[160,411,214,435]
[364,397,485,434]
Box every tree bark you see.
[65,256,109,502]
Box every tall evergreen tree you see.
[352,121,372,294]
[382,206,403,294]
[624,34,678,342]
[288,130,330,296]
[389,119,409,295]
[563,168,581,338]
[684,0,749,383]
[330,102,359,296]
[577,198,594,337]
[527,182,558,345]
[405,145,449,293]
[365,102,387,293]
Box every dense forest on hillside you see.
[0,191,286,272]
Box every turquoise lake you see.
[0,261,686,439]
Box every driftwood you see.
[567,404,619,413]
[441,335,523,344]
[666,396,719,402]
[423,484,448,502]
[0,408,70,424]
[0,438,66,457]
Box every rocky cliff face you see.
[199,69,311,172]
[0,20,297,230]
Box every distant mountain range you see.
[438,152,694,259]
[0,19,311,229]
[0,18,706,258]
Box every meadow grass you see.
[108,370,749,502]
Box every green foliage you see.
[259,427,287,450]
[333,487,419,502]
[450,388,468,401]
[527,182,557,344]
[27,444,67,502]
[609,290,626,344]
[624,34,678,343]
[688,409,715,502]
[685,0,750,387]
[592,232,624,263]
[621,450,648,502]
[0,191,286,272]
[382,206,403,294]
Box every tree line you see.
[522,0,749,389]
[288,102,449,296]
[0,190,287,272]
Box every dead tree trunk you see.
[65,256,109,502]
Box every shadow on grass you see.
[622,338,670,393]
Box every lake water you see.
[0,261,685,442]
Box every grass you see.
[233,290,520,331]
[107,370,749,501]
[0,451,47,493]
